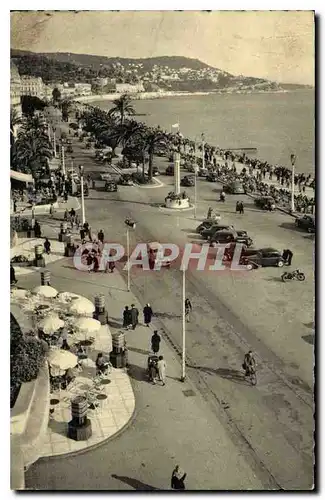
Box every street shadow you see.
[154,311,182,320]
[48,419,68,437]
[302,334,314,345]
[189,365,247,385]
[304,322,314,329]
[264,276,284,283]
[279,222,300,232]
[127,363,148,382]
[127,346,149,356]
[111,474,160,491]
[107,318,123,329]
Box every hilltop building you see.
[10,61,22,116]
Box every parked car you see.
[181,176,195,187]
[210,230,253,247]
[99,172,112,181]
[104,181,118,192]
[165,165,174,176]
[206,172,219,182]
[146,167,160,176]
[195,218,222,233]
[119,174,133,186]
[224,181,246,194]
[254,196,276,211]
[242,248,285,269]
[295,214,315,233]
[185,164,196,173]
[200,223,247,239]
[198,168,208,177]
[209,227,248,240]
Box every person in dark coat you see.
[34,221,41,238]
[130,304,139,330]
[123,306,132,329]
[98,230,104,244]
[151,331,161,354]
[239,201,244,214]
[44,238,51,254]
[143,303,153,327]
[287,249,293,266]
[10,265,17,285]
[171,465,187,490]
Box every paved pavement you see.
[22,120,314,490]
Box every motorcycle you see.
[281,269,305,282]
[219,192,226,203]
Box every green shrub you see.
[11,337,48,388]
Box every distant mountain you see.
[11,50,215,72]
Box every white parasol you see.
[37,314,64,334]
[75,317,101,333]
[48,349,78,370]
[32,285,58,298]
[70,297,95,315]
[57,292,82,303]
[10,288,30,300]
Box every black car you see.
[206,172,218,182]
[243,248,285,269]
[254,196,276,211]
[118,174,133,186]
[105,181,118,192]
[210,230,253,247]
[224,181,246,194]
[201,224,247,239]
[181,176,195,187]
[165,165,174,176]
[196,219,222,233]
[295,214,315,233]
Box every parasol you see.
[48,349,78,370]
[75,317,101,333]
[32,285,58,298]
[10,288,30,299]
[38,314,64,334]
[70,297,95,315]
[57,292,82,303]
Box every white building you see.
[20,76,45,98]
[115,83,145,94]
[10,61,22,116]
[74,83,92,96]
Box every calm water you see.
[93,90,314,173]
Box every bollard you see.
[41,270,51,286]
[94,294,105,314]
[34,245,45,268]
[68,395,92,441]
[112,331,125,354]
[110,332,127,368]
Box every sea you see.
[91,90,315,174]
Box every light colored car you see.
[99,172,112,181]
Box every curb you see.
[135,177,165,189]
[158,203,195,213]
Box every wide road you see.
[53,133,315,488]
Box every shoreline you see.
[74,88,290,103]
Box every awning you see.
[10,169,34,184]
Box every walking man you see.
[130,304,139,330]
[287,249,293,266]
[171,465,187,490]
[143,303,153,327]
[185,298,192,322]
[151,330,161,354]
[98,229,104,244]
[157,355,166,386]
[123,306,131,329]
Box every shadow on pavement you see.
[302,334,314,345]
[304,322,314,329]
[107,318,123,329]
[111,474,160,491]
[279,222,300,231]
[264,276,284,283]
[127,346,149,356]
[189,365,248,385]
[127,363,148,383]
[154,311,182,320]
[48,419,67,437]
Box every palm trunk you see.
[148,153,154,181]
[142,153,145,181]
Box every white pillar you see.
[174,152,181,195]
[194,166,198,219]
[48,124,51,141]
[61,145,66,176]
[181,268,186,382]
[202,135,205,169]
[53,132,57,158]
[80,175,85,224]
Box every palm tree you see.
[61,99,73,122]
[142,129,168,180]
[110,119,145,149]
[52,87,61,105]
[14,129,52,178]
[108,94,135,125]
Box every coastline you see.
[74,88,289,104]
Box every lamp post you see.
[290,154,296,213]
[201,133,205,170]
[53,127,57,158]
[61,145,66,177]
[125,218,136,292]
[79,165,85,225]
[181,268,186,382]
[194,165,198,219]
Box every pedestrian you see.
[171,465,186,490]
[185,298,192,322]
[143,303,153,327]
[86,252,93,272]
[239,201,244,214]
[10,265,17,285]
[98,229,104,244]
[235,201,240,214]
[157,355,166,386]
[49,203,55,217]
[44,238,51,254]
[130,304,139,330]
[207,207,213,219]
[13,200,17,213]
[287,249,293,266]
[123,306,132,329]
[151,330,161,354]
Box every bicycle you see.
[243,364,257,386]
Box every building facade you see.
[10,61,22,116]
[115,83,145,94]
[20,76,45,98]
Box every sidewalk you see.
[22,258,263,490]
[11,196,80,217]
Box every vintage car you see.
[224,181,246,194]
[118,174,133,186]
[165,165,175,176]
[242,248,285,269]
[104,181,118,192]
[254,196,276,211]
[181,176,195,187]
[206,172,219,182]
[210,230,253,247]
[295,214,315,233]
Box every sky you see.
[10,10,315,85]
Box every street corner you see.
[42,368,136,459]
